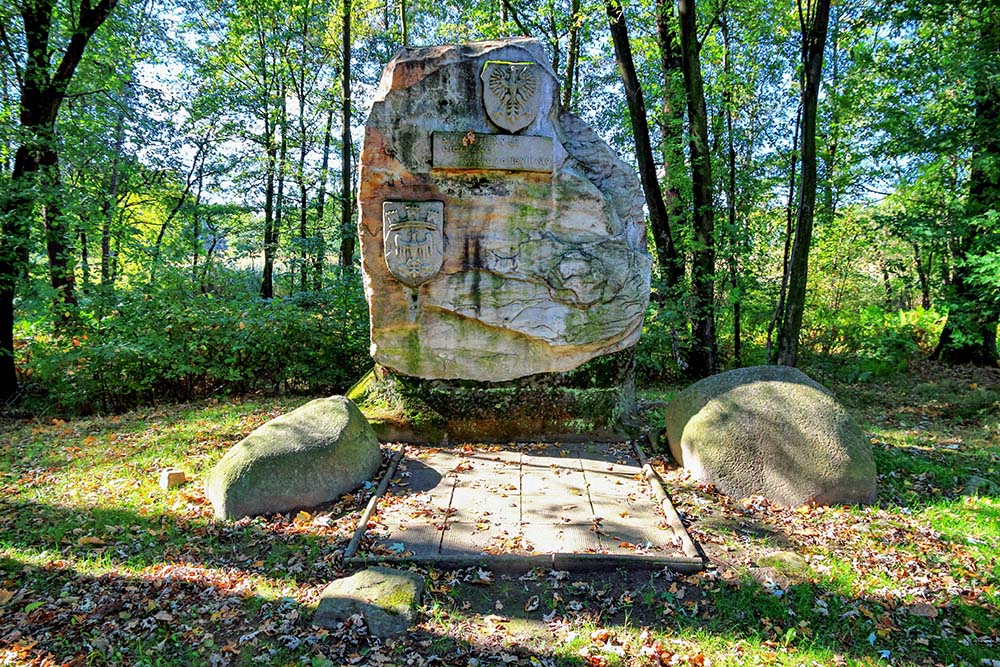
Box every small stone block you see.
[159,469,187,490]
[313,567,424,638]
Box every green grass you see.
[1,362,998,666]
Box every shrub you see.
[803,305,946,381]
[16,277,371,414]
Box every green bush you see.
[635,301,687,384]
[804,305,945,381]
[16,277,371,414]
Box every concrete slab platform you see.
[440,522,523,555]
[520,494,588,524]
[520,471,588,496]
[521,522,604,554]
[373,520,444,557]
[450,480,520,524]
[364,443,700,568]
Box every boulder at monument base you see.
[664,366,876,507]
[206,396,381,520]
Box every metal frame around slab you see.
[343,442,705,573]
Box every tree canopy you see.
[1,0,997,411]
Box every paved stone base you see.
[347,353,639,444]
[364,442,692,559]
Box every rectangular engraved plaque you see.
[432,132,553,173]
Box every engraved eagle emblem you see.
[382,201,445,287]
[481,61,541,133]
[489,64,536,120]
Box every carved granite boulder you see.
[359,39,651,382]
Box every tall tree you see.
[606,0,683,288]
[0,0,118,402]
[561,0,580,110]
[654,0,687,288]
[676,0,717,377]
[934,3,999,365]
[339,0,355,275]
[720,14,742,364]
[775,0,832,367]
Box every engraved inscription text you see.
[431,132,553,173]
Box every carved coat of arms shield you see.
[382,201,445,287]
[481,61,540,133]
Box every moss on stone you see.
[349,349,640,443]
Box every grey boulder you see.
[313,567,424,638]
[206,396,381,520]
[664,365,876,507]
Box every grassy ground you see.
[1,361,998,666]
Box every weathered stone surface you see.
[664,366,876,507]
[961,475,1000,497]
[349,352,638,443]
[206,397,381,520]
[313,567,424,638]
[359,39,650,382]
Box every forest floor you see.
[0,360,998,667]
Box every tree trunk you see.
[0,0,118,402]
[721,16,741,365]
[260,125,278,299]
[562,0,580,110]
[880,256,893,308]
[79,228,90,289]
[190,160,205,284]
[315,100,335,290]
[274,87,288,292]
[820,3,840,227]
[776,0,832,367]
[677,0,718,378]
[934,9,999,366]
[42,150,79,323]
[101,101,126,286]
[150,139,206,283]
[296,67,309,292]
[606,0,683,287]
[654,0,687,287]
[339,0,355,275]
[767,104,802,362]
[400,0,408,46]
[913,242,931,309]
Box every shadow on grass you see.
[4,544,998,667]
[421,559,999,666]
[0,497,350,587]
[2,488,999,664]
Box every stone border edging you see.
[632,442,703,561]
[344,444,406,559]
[345,552,706,573]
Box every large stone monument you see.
[352,38,651,442]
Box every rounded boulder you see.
[206,396,381,520]
[664,366,876,507]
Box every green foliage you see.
[16,274,370,414]
[635,300,686,384]
[805,306,946,381]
